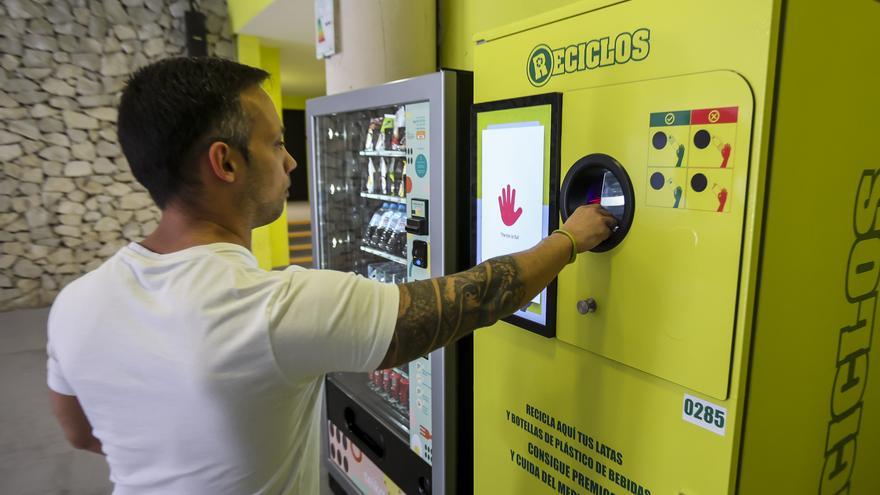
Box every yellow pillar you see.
[258,45,291,269]
[237,34,289,270]
[439,0,474,70]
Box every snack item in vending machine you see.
[398,376,409,410]
[369,370,383,391]
[374,159,384,195]
[378,114,395,151]
[398,159,407,197]
[390,158,403,196]
[392,106,406,150]
[378,158,388,195]
[386,158,397,196]
[373,118,383,149]
[364,129,373,151]
[366,117,382,151]
[382,369,392,397]
[365,158,376,193]
[375,115,390,151]
[389,369,400,402]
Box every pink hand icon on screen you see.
[498,184,523,226]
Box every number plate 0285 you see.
[682,393,727,436]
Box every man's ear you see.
[206,141,237,183]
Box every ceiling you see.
[237,0,327,98]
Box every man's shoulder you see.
[54,248,123,299]
[48,248,126,333]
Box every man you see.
[47,57,616,494]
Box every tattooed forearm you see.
[379,256,526,368]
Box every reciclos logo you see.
[527,28,651,87]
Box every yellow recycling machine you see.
[471,1,880,494]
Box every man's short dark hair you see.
[117,57,270,209]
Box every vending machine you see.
[307,71,473,495]
[471,1,879,494]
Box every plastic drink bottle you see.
[384,204,408,253]
[364,203,387,247]
[371,203,397,247]
[395,216,407,257]
[391,204,408,256]
[378,204,403,251]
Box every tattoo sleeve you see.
[379,255,526,369]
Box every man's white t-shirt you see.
[47,242,398,494]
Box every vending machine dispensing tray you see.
[326,374,432,494]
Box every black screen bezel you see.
[469,93,563,338]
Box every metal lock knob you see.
[577,298,597,315]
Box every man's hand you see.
[50,390,104,455]
[560,204,617,252]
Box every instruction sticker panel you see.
[646,107,738,212]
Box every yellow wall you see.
[440,0,588,70]
[237,34,290,270]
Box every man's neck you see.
[139,203,251,254]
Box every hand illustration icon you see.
[419,425,433,440]
[675,144,685,168]
[720,143,731,168]
[717,188,729,212]
[349,444,364,462]
[498,184,523,226]
[673,186,683,208]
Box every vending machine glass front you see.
[312,101,433,487]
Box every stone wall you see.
[0,0,233,311]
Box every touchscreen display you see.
[473,95,560,336]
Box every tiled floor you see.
[0,307,112,495]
